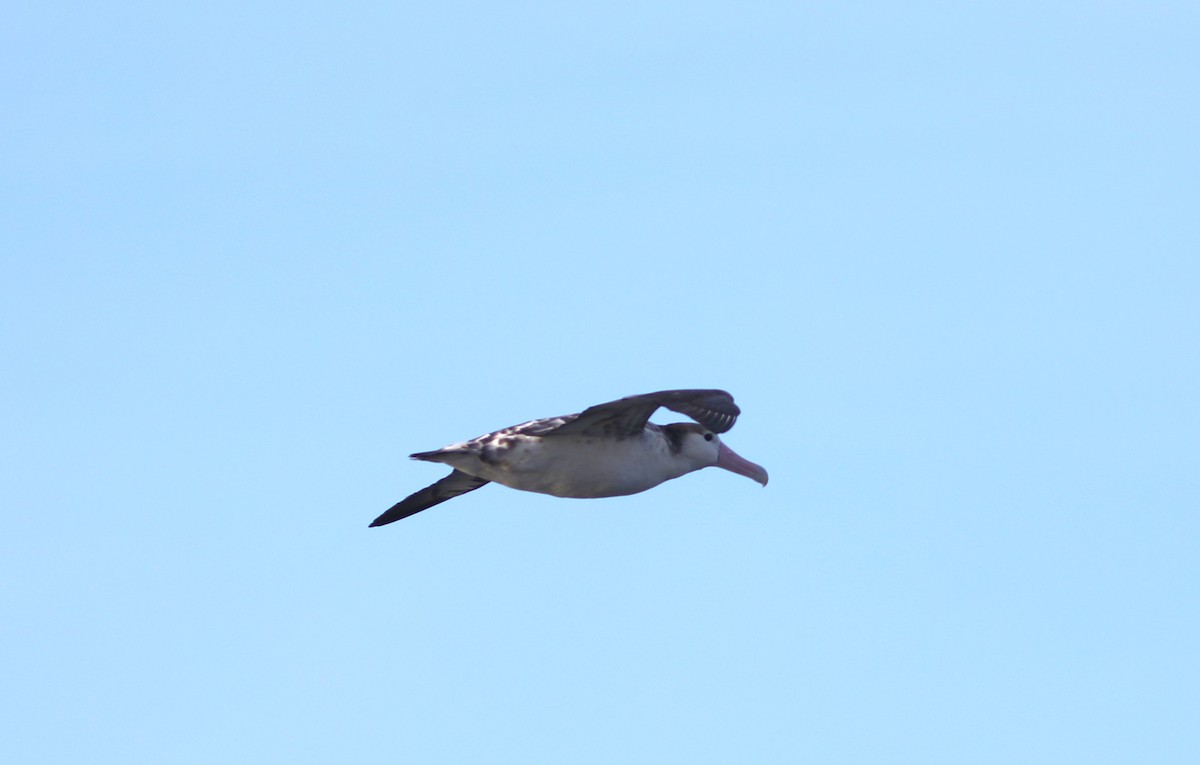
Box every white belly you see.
[439,433,699,498]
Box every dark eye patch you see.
[704,433,713,441]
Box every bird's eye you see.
[704,433,714,441]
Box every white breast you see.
[441,430,707,498]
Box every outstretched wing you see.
[542,389,741,439]
[369,470,490,527]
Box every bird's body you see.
[416,422,711,498]
[370,389,768,527]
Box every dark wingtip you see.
[368,502,407,527]
[368,471,491,528]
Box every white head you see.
[665,423,769,486]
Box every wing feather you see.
[541,389,741,438]
[369,470,490,526]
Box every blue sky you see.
[3,2,1197,763]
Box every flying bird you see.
[369,389,768,527]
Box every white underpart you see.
[429,429,718,498]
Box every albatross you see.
[369,388,768,527]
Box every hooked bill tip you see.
[715,442,769,486]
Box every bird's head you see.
[665,423,769,486]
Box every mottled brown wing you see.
[541,389,741,438]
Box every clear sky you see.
[3,2,1197,763]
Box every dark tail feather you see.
[409,450,448,462]
[369,470,490,527]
